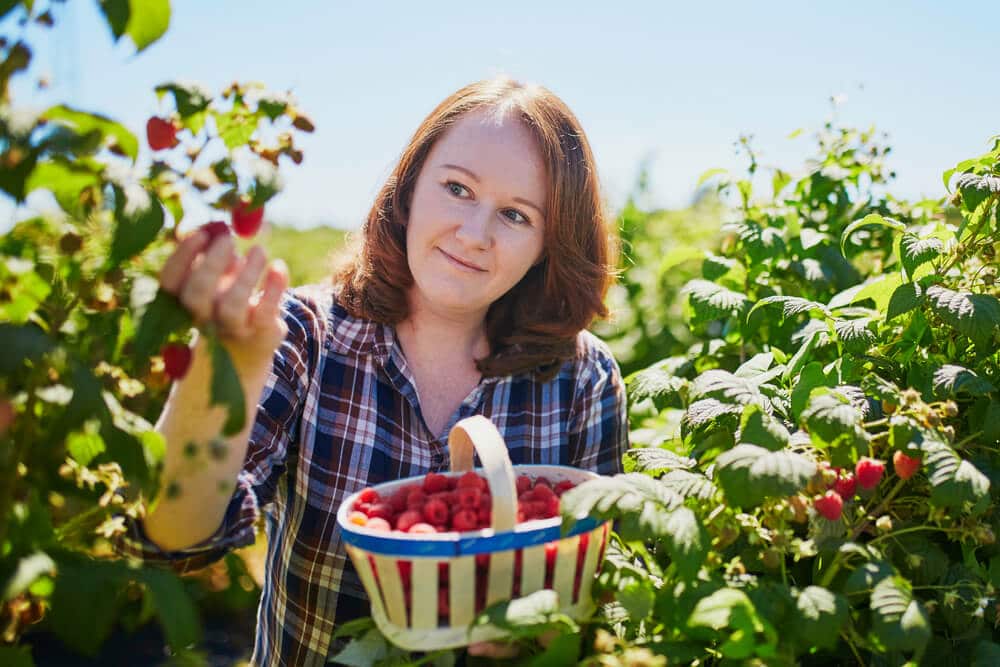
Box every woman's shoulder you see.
[280,283,384,357]
[543,329,621,389]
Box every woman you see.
[123,76,628,666]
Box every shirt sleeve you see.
[115,290,319,571]
[567,335,628,476]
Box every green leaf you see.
[155,81,212,119]
[682,398,742,437]
[66,430,105,466]
[681,279,751,325]
[660,506,708,580]
[48,554,131,657]
[42,105,139,160]
[690,369,768,410]
[0,264,50,324]
[887,282,925,321]
[840,213,906,256]
[739,403,790,451]
[702,254,747,290]
[748,295,831,323]
[659,245,706,273]
[932,364,995,397]
[790,362,830,421]
[477,589,564,630]
[714,444,816,508]
[833,317,877,353]
[208,336,247,437]
[213,107,260,150]
[899,233,944,278]
[626,363,688,410]
[133,289,192,359]
[328,628,391,667]
[686,587,776,660]
[696,167,728,188]
[0,646,34,667]
[955,172,1000,213]
[627,448,697,474]
[791,586,848,650]
[844,560,893,597]
[870,576,931,653]
[925,285,1000,351]
[725,220,786,265]
[108,187,165,266]
[25,159,102,214]
[617,578,655,621]
[856,273,905,312]
[659,469,718,501]
[800,389,868,464]
[560,473,683,538]
[922,438,990,512]
[100,0,170,53]
[973,641,1000,667]
[138,568,202,652]
[0,323,53,375]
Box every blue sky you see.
[13,0,1000,229]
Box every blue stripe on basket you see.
[340,516,605,556]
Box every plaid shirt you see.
[120,285,627,667]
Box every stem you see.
[0,391,36,548]
[953,430,984,449]
[867,525,964,547]
[840,630,867,667]
[850,478,907,541]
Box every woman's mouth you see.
[438,248,486,272]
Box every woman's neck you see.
[395,307,490,371]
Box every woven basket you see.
[336,415,610,651]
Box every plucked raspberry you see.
[456,471,486,491]
[357,488,380,505]
[367,503,394,521]
[395,510,423,533]
[423,498,449,525]
[452,509,479,532]
[516,475,533,495]
[554,480,575,496]
[457,487,480,510]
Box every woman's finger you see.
[248,259,288,334]
[215,245,268,338]
[159,230,209,295]
[178,234,236,323]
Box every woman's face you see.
[404,107,547,322]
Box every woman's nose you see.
[454,206,493,249]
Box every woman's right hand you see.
[158,226,290,372]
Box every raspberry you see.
[893,450,921,480]
[423,498,449,525]
[452,509,479,532]
[406,489,426,509]
[534,476,551,489]
[833,473,857,500]
[456,471,486,491]
[814,491,844,521]
[366,517,391,532]
[423,472,450,494]
[554,480,575,496]
[388,487,410,513]
[367,503,394,521]
[395,510,423,533]
[855,457,886,490]
[477,505,491,526]
[198,220,230,242]
[231,199,265,238]
[161,342,192,380]
[357,488,380,505]
[457,487,480,510]
[347,511,367,526]
[532,483,557,502]
[146,116,179,150]
[516,475,533,495]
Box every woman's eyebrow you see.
[439,163,545,217]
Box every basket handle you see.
[448,416,518,533]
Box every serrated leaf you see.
[662,507,708,580]
[840,214,906,255]
[690,369,768,410]
[628,448,697,474]
[800,389,867,454]
[955,172,1000,213]
[833,317,877,353]
[66,430,105,466]
[42,105,139,160]
[617,578,655,621]
[900,233,944,278]
[726,219,786,265]
[155,81,212,118]
[682,279,751,325]
[749,295,831,323]
[739,403,789,451]
[208,335,247,437]
[715,444,817,507]
[660,469,717,500]
[109,187,165,266]
[132,289,192,360]
[138,568,202,652]
[844,561,894,597]
[682,398,742,431]
[697,167,728,188]
[702,253,746,290]
[870,576,931,653]
[887,282,925,320]
[922,438,990,511]
[627,364,688,410]
[932,364,995,397]
[25,158,102,215]
[735,352,775,378]
[926,285,1000,350]
[560,473,683,527]
[792,586,848,650]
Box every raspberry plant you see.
[0,2,312,663]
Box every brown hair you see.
[332,76,617,379]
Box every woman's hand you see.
[466,629,560,660]
[159,226,289,371]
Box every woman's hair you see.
[332,76,617,379]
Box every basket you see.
[336,415,611,651]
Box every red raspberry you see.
[423,498,449,525]
[161,342,192,380]
[395,510,423,533]
[833,473,857,500]
[532,483,557,502]
[231,199,265,238]
[477,505,491,526]
[554,480,575,496]
[388,487,410,513]
[456,471,486,491]
[457,487,480,510]
[146,116,179,150]
[367,503,394,521]
[516,475,532,495]
[423,472,450,494]
[408,522,436,534]
[814,491,844,521]
[366,517,392,532]
[357,488,380,505]
[198,220,231,243]
[452,509,479,532]
[406,489,426,509]
[893,450,921,480]
[352,501,372,515]
[855,457,885,490]
[534,476,551,489]
[541,496,560,518]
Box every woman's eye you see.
[446,181,470,197]
[502,209,529,225]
